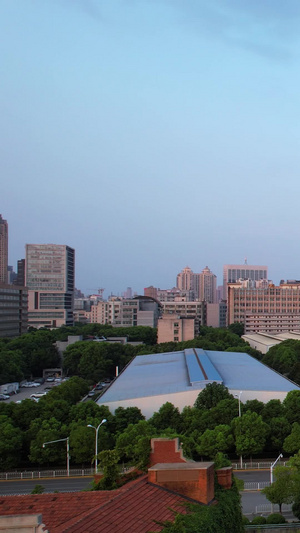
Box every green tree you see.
[228,322,244,337]
[267,417,291,452]
[232,411,269,460]
[69,425,95,465]
[194,383,233,410]
[262,465,295,514]
[114,406,145,433]
[115,420,154,470]
[283,390,300,425]
[196,424,234,459]
[0,415,23,469]
[94,450,120,490]
[149,402,182,433]
[283,422,300,454]
[261,399,283,424]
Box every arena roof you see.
[99,348,299,405]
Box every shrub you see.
[31,484,44,494]
[251,516,266,524]
[242,516,250,525]
[266,513,286,524]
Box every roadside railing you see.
[244,481,270,491]
[0,468,94,481]
[232,461,287,470]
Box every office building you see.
[0,283,28,338]
[227,280,300,334]
[14,259,25,286]
[0,214,8,284]
[223,262,268,301]
[25,244,75,329]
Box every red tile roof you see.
[0,476,190,533]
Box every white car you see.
[0,394,10,400]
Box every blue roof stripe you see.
[196,349,223,383]
[184,349,205,384]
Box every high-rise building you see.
[14,259,25,287]
[176,266,195,292]
[25,244,75,329]
[196,266,217,303]
[0,214,8,284]
[223,262,268,301]
[0,282,28,337]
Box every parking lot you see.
[2,378,65,404]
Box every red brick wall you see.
[216,467,232,490]
[148,464,215,505]
[149,438,187,467]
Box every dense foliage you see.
[155,480,244,533]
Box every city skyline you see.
[3,2,300,295]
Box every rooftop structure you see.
[242,331,300,354]
[98,348,300,418]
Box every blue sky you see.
[2,0,300,296]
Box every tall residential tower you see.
[0,214,8,283]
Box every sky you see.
[2,0,300,297]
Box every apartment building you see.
[157,316,196,343]
[196,266,217,303]
[91,296,160,328]
[25,244,75,329]
[227,280,300,334]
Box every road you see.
[0,476,93,496]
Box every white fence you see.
[244,481,270,491]
[255,503,293,514]
[0,468,94,481]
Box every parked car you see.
[0,394,9,400]
[46,377,55,382]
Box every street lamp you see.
[270,453,283,484]
[42,437,70,476]
[87,418,107,474]
[234,391,243,468]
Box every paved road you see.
[0,477,93,496]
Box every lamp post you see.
[234,391,243,468]
[87,418,107,474]
[42,437,70,476]
[270,453,283,484]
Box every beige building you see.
[0,214,8,284]
[161,300,205,322]
[0,283,28,337]
[228,280,300,334]
[157,316,196,343]
[25,244,75,329]
[91,296,160,328]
